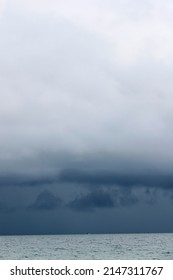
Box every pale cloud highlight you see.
[0,0,173,173]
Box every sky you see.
[0,0,173,235]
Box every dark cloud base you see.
[59,169,173,190]
[28,190,62,211]
[0,169,173,235]
[68,189,115,212]
[1,169,173,189]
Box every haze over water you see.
[0,233,173,260]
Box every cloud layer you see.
[28,190,62,211]
[0,0,173,173]
[1,0,173,234]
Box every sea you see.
[0,233,173,260]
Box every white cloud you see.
[0,0,5,15]
[9,0,173,65]
[1,0,173,172]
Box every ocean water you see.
[0,233,173,260]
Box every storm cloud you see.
[68,187,140,212]
[59,169,173,190]
[68,189,116,212]
[1,166,173,190]
[28,190,62,211]
[0,201,15,214]
[0,0,173,234]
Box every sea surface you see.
[0,233,173,259]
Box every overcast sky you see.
[1,0,173,235]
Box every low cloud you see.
[68,189,115,212]
[68,187,140,212]
[59,169,173,190]
[1,0,173,234]
[28,190,62,211]
[118,188,139,207]
[0,201,16,214]
[1,167,173,190]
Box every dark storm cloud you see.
[1,166,173,191]
[1,0,173,235]
[170,194,173,201]
[1,167,173,192]
[0,201,16,214]
[28,190,62,211]
[59,169,173,190]
[118,188,139,207]
[68,187,140,212]
[0,174,57,188]
[142,188,158,205]
[68,189,115,212]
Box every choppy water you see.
[0,233,173,259]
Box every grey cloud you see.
[143,188,158,204]
[1,165,173,191]
[1,0,173,175]
[28,190,62,211]
[118,188,139,207]
[0,201,16,214]
[1,0,173,234]
[59,169,173,190]
[2,168,173,192]
[0,174,56,188]
[68,187,140,212]
[68,189,115,212]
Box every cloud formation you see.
[59,169,173,190]
[0,201,15,214]
[68,189,115,212]
[28,190,62,211]
[0,0,173,234]
[0,0,5,15]
[0,0,173,175]
[68,187,149,212]
[1,167,173,191]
